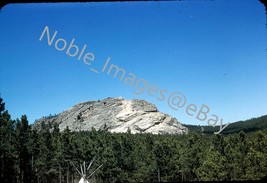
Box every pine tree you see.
[15,115,33,183]
[179,132,206,181]
[35,124,56,182]
[244,131,267,179]
[0,97,17,183]
[197,145,227,181]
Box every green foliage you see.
[185,114,267,134]
[0,97,17,182]
[0,96,267,182]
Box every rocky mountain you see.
[33,97,188,135]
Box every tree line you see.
[185,114,267,135]
[0,97,267,182]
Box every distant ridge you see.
[184,115,267,134]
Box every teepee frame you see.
[70,157,103,183]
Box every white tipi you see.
[78,177,89,183]
[70,157,103,183]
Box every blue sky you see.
[0,1,266,126]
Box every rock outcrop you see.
[33,97,188,135]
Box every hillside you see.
[184,115,267,134]
[1,96,267,182]
[33,97,188,135]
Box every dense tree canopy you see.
[0,97,266,182]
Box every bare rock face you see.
[33,97,188,135]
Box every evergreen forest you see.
[0,97,267,182]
